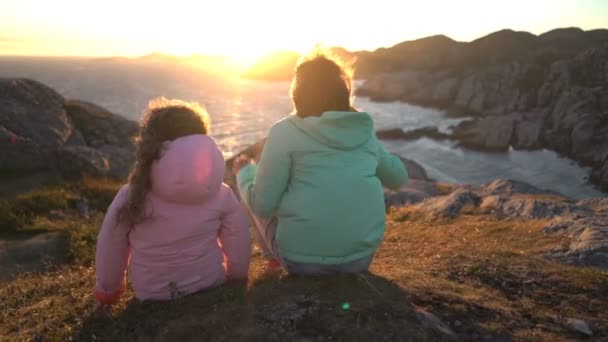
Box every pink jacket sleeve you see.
[218,185,251,280]
[94,185,131,304]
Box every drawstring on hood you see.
[290,111,374,150]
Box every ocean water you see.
[0,56,604,199]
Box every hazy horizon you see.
[1,26,607,61]
[1,0,607,61]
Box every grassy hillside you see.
[1,182,607,340]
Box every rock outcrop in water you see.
[0,78,137,180]
[356,28,608,192]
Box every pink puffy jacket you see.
[94,134,250,303]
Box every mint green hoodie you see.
[237,111,408,264]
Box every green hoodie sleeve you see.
[236,124,291,218]
[376,142,408,190]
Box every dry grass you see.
[0,178,120,277]
[1,191,607,341]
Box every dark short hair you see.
[291,54,353,118]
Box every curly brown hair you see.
[118,98,211,226]
[291,50,355,118]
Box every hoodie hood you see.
[289,111,374,150]
[151,134,225,205]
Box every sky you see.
[1,0,607,60]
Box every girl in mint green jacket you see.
[233,54,408,274]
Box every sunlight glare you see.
[1,0,607,57]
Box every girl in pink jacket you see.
[94,98,250,305]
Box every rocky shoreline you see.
[1,76,607,273]
[356,28,608,192]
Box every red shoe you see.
[265,258,281,269]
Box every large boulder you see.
[577,198,608,212]
[544,214,608,269]
[0,78,137,180]
[452,114,519,151]
[58,146,110,177]
[64,101,137,179]
[376,127,451,142]
[0,79,71,170]
[399,158,430,181]
[385,179,443,210]
[64,100,137,148]
[480,195,576,219]
[98,145,136,178]
[480,179,553,196]
[414,189,481,218]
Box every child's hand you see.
[232,155,253,176]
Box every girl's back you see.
[239,111,406,265]
[126,134,242,299]
[95,100,250,305]
[236,52,407,273]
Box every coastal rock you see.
[357,71,431,102]
[58,146,110,177]
[356,30,608,192]
[0,79,137,180]
[543,214,608,269]
[399,158,429,181]
[64,101,136,178]
[477,180,579,219]
[577,198,608,212]
[64,100,137,148]
[98,144,136,179]
[512,112,545,149]
[480,179,552,196]
[395,177,608,269]
[591,161,608,191]
[452,114,518,151]
[453,75,477,110]
[414,189,481,218]
[385,190,427,208]
[480,195,575,219]
[376,127,450,141]
[385,179,442,209]
[0,79,71,170]
[431,78,460,104]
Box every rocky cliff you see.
[0,78,137,181]
[357,28,608,192]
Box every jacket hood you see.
[151,134,225,205]
[289,111,374,150]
